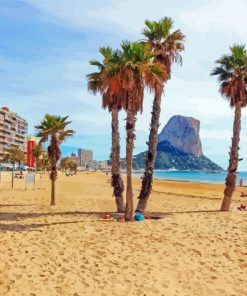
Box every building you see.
[88,160,98,171]
[98,160,108,170]
[78,148,93,166]
[0,107,28,161]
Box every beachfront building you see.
[0,107,28,161]
[98,160,108,170]
[78,148,93,166]
[87,160,98,170]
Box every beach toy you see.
[103,214,110,220]
[134,212,145,221]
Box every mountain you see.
[158,115,203,156]
[131,115,223,172]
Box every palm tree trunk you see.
[124,110,136,221]
[221,104,241,211]
[50,161,57,206]
[111,109,125,212]
[136,87,162,213]
[35,157,38,174]
[12,161,14,189]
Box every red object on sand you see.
[103,214,110,220]
[237,204,247,211]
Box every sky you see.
[0,0,247,170]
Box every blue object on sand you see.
[134,212,145,221]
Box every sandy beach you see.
[0,171,246,296]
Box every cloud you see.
[24,0,177,36]
[25,0,247,41]
[180,0,247,39]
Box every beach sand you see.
[0,171,246,296]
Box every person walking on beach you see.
[239,178,243,187]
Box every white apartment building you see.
[0,107,28,161]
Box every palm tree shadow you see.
[0,204,36,207]
[0,211,117,221]
[0,209,222,222]
[0,209,224,233]
[0,220,86,232]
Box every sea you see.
[133,170,247,185]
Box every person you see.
[240,191,247,197]
[239,178,243,187]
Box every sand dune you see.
[0,172,246,295]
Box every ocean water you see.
[133,170,247,185]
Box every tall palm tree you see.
[35,114,75,205]
[136,17,185,213]
[119,41,166,220]
[211,44,247,211]
[3,146,25,189]
[87,47,125,212]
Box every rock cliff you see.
[158,115,203,157]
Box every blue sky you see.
[0,0,247,169]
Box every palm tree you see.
[88,42,165,220]
[87,47,125,212]
[35,114,75,205]
[68,160,77,174]
[119,41,166,220]
[3,146,25,189]
[136,17,185,213]
[32,143,42,173]
[211,44,247,211]
[60,157,70,171]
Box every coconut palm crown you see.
[88,42,167,113]
[142,17,185,78]
[211,44,247,107]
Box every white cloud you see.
[25,0,247,41]
[180,0,247,39]
[25,0,177,35]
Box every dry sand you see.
[0,171,246,296]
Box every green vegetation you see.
[132,140,223,171]
[35,114,75,205]
[3,146,25,189]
